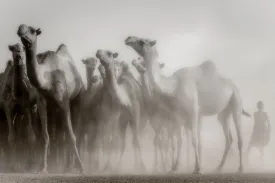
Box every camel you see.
[0,61,16,171]
[95,62,130,172]
[8,43,39,172]
[96,50,146,172]
[125,36,251,174]
[132,58,183,172]
[17,24,84,174]
[81,57,103,172]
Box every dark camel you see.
[8,43,38,172]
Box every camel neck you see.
[144,47,175,97]
[25,42,41,88]
[12,59,27,100]
[105,62,128,106]
[140,72,153,100]
[0,64,12,96]
[143,48,162,92]
[86,67,96,91]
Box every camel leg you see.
[25,108,36,172]
[117,117,128,167]
[159,132,166,172]
[130,110,146,172]
[198,116,202,163]
[190,112,201,174]
[185,128,190,170]
[231,94,244,173]
[171,124,182,172]
[215,108,232,172]
[170,135,175,169]
[87,122,99,173]
[153,130,161,171]
[61,102,84,174]
[37,97,49,174]
[4,105,16,172]
[70,94,85,173]
[246,140,253,167]
[14,114,24,172]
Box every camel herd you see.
[0,24,258,175]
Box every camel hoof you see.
[237,166,244,173]
[139,163,147,173]
[78,169,85,175]
[214,167,222,173]
[10,164,22,173]
[168,170,175,174]
[171,164,178,172]
[39,169,48,174]
[192,170,202,174]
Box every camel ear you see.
[8,45,14,52]
[36,28,42,35]
[113,52,119,58]
[150,40,156,46]
[7,60,12,66]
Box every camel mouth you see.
[124,39,132,46]
[125,41,131,46]
[20,36,32,47]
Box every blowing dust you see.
[78,113,274,175]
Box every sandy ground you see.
[1,173,275,183]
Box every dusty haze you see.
[0,0,274,173]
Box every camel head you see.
[132,59,146,74]
[91,75,100,84]
[98,64,106,78]
[17,24,41,48]
[82,57,98,70]
[96,49,118,67]
[8,43,25,64]
[125,36,156,57]
[96,49,122,77]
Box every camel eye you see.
[29,27,36,34]
[139,40,144,46]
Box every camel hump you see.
[199,60,216,74]
[56,43,75,63]
[56,44,69,55]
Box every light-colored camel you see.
[132,58,184,172]
[81,57,103,172]
[8,43,38,172]
[96,61,133,172]
[82,61,122,172]
[17,24,84,174]
[96,50,146,172]
[125,36,250,174]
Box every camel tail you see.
[242,109,251,117]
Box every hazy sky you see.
[1,0,275,160]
